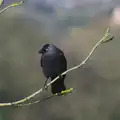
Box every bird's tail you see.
[51,75,66,94]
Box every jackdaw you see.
[39,44,67,94]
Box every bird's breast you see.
[42,52,66,77]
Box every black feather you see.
[39,44,67,94]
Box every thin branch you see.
[0,0,3,8]
[0,28,114,107]
[17,94,57,107]
[46,28,113,87]
[0,0,24,14]
[18,88,75,107]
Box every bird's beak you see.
[38,49,42,54]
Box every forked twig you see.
[0,28,114,107]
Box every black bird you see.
[38,44,67,94]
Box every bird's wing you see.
[40,55,43,67]
[58,48,64,55]
[58,49,67,70]
[62,54,67,70]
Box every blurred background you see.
[0,0,120,120]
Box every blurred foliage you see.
[0,1,120,120]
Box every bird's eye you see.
[46,48,48,51]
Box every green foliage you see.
[0,0,3,8]
[57,88,74,96]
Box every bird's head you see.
[38,44,50,54]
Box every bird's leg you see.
[43,78,49,90]
[58,74,63,79]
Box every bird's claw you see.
[44,84,48,91]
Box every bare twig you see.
[0,28,114,107]
[0,0,3,8]
[17,94,57,107]
[18,88,75,107]
[0,0,24,14]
